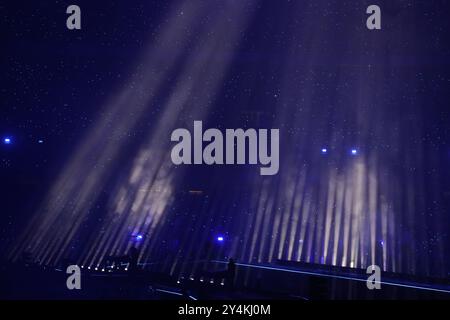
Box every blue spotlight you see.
[217,236,224,242]
[351,148,358,155]
[136,234,143,241]
[38,139,44,144]
[3,137,12,145]
[321,148,328,154]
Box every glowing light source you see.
[321,148,327,154]
[3,137,12,145]
[136,234,144,241]
[351,149,358,155]
[217,236,224,242]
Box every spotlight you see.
[3,137,12,145]
[133,233,144,241]
[321,148,327,154]
[351,149,358,155]
[217,236,224,242]
[38,139,44,144]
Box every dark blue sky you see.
[2,0,450,277]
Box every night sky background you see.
[2,0,450,278]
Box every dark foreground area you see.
[2,260,450,300]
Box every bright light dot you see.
[38,139,44,144]
[217,236,224,242]
[351,149,358,155]
[321,148,327,154]
[136,234,143,240]
[3,137,12,144]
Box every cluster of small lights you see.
[320,148,359,155]
[80,264,133,272]
[2,136,44,145]
[177,276,227,286]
